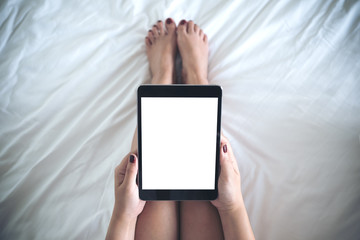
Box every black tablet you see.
[137,85,222,200]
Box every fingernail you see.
[129,155,135,163]
[223,144,227,153]
[166,18,172,24]
[180,20,186,25]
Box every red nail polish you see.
[166,18,172,24]
[223,144,227,153]
[180,20,186,25]
[129,155,135,163]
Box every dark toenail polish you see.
[153,25,157,28]
[180,20,186,25]
[166,18,172,24]
[223,144,227,153]
[157,20,161,22]
[148,29,152,32]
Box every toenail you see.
[180,20,186,25]
[157,20,161,22]
[166,18,172,24]
[148,29,152,32]
[153,25,157,28]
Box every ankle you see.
[151,73,173,84]
[182,70,208,85]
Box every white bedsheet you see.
[1,0,359,239]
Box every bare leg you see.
[134,19,179,240]
[177,20,224,240]
[180,201,223,240]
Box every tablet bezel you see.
[137,85,222,200]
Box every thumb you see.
[219,140,238,178]
[123,154,138,186]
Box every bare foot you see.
[145,18,177,84]
[177,20,209,85]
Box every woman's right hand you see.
[211,135,243,213]
[211,135,256,240]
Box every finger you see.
[115,153,131,187]
[221,135,235,160]
[219,136,238,176]
[219,141,232,177]
[123,154,138,186]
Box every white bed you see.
[1,0,359,239]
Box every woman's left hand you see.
[106,154,145,240]
[113,153,145,220]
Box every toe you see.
[152,25,159,37]
[199,29,204,38]
[194,24,199,33]
[157,20,164,35]
[145,36,151,47]
[187,20,195,33]
[178,19,187,33]
[203,34,208,43]
[165,18,176,34]
[148,30,155,44]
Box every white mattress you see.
[1,0,359,239]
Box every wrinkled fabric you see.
[0,0,359,239]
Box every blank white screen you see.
[141,97,218,189]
